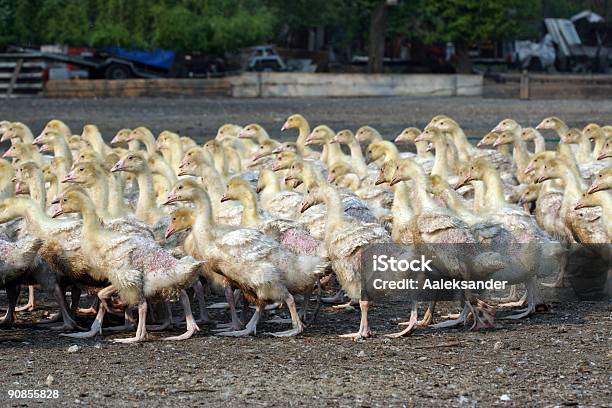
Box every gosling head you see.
[110,128,132,146]
[574,191,604,211]
[581,123,605,142]
[429,116,458,133]
[389,159,419,186]
[80,124,101,145]
[283,160,308,187]
[33,129,62,147]
[520,127,539,142]
[251,139,278,162]
[492,118,519,133]
[415,127,442,144]
[74,147,102,165]
[51,188,90,218]
[111,151,147,174]
[330,130,354,145]
[272,151,298,172]
[535,116,564,131]
[215,124,242,141]
[477,132,499,148]
[597,137,611,160]
[127,127,154,143]
[299,183,323,213]
[375,159,398,185]
[524,151,555,175]
[63,162,101,185]
[239,123,265,139]
[41,119,70,137]
[366,141,392,163]
[455,158,492,189]
[327,162,352,184]
[492,130,515,147]
[560,128,583,145]
[587,167,612,194]
[1,122,31,143]
[163,179,203,205]
[156,131,179,151]
[518,184,541,206]
[221,177,251,203]
[355,126,381,144]
[256,169,276,193]
[394,127,421,144]
[165,207,195,239]
[534,158,563,184]
[305,125,334,146]
[271,141,298,154]
[2,142,29,160]
[281,114,306,132]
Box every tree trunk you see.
[455,42,472,74]
[367,1,387,74]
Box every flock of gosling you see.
[0,114,610,342]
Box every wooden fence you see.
[44,78,232,98]
[485,72,612,99]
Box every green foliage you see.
[396,0,540,45]
[0,0,277,52]
[0,0,605,52]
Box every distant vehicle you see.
[245,45,287,72]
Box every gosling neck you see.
[20,201,71,238]
[197,164,226,213]
[133,166,158,222]
[346,139,369,178]
[85,175,110,218]
[591,134,606,159]
[575,136,591,164]
[77,198,106,242]
[191,190,215,243]
[296,123,316,157]
[447,126,474,161]
[510,135,531,183]
[532,131,546,154]
[431,137,450,179]
[259,173,282,204]
[26,171,46,210]
[321,184,345,240]
[52,137,73,164]
[480,169,506,212]
[238,188,262,227]
[168,141,184,175]
[391,182,413,226]
[415,141,434,159]
[108,173,128,219]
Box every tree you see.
[398,0,539,73]
[367,0,387,73]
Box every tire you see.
[104,63,132,80]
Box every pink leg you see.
[213,286,244,332]
[164,290,200,341]
[15,285,35,312]
[386,301,418,338]
[339,300,372,339]
[113,301,148,344]
[0,284,19,328]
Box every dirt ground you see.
[2,95,612,143]
[0,96,611,407]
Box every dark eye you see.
[79,168,84,172]
[306,190,310,194]
[63,198,67,202]
[172,217,176,221]
[128,156,134,160]
[178,186,183,190]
